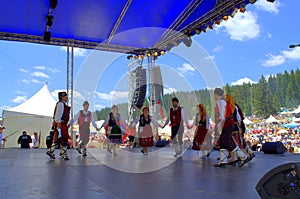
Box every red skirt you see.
[192,126,208,151]
[139,137,154,147]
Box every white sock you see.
[57,128,62,138]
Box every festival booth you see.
[265,115,279,124]
[244,117,254,125]
[2,84,56,148]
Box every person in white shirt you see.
[163,97,190,157]
[47,91,71,161]
[31,132,39,148]
[69,101,99,157]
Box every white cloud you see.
[31,71,50,79]
[213,45,223,52]
[177,63,195,76]
[267,33,272,39]
[164,87,177,94]
[232,77,257,86]
[15,90,28,95]
[216,11,260,41]
[12,96,27,104]
[95,91,128,101]
[262,47,300,67]
[0,105,10,110]
[204,55,215,61]
[47,67,60,73]
[255,0,281,14]
[95,104,106,109]
[51,89,85,102]
[19,68,28,73]
[60,47,87,57]
[34,66,46,70]
[262,54,285,67]
[21,79,41,84]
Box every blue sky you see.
[0,0,299,115]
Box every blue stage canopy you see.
[0,0,255,53]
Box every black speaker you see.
[262,142,285,154]
[256,162,300,199]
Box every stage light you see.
[208,25,213,29]
[266,0,275,2]
[50,0,58,9]
[249,0,257,4]
[223,16,229,21]
[127,55,133,60]
[134,55,139,59]
[46,15,54,27]
[43,31,51,42]
[160,50,165,56]
[215,20,220,25]
[183,37,192,47]
[195,29,201,34]
[140,54,144,59]
[146,53,151,57]
[202,29,206,33]
[230,8,239,18]
[154,52,158,56]
[240,7,246,13]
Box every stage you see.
[0,147,299,199]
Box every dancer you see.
[213,88,248,167]
[132,107,163,155]
[69,101,100,157]
[47,91,71,160]
[100,105,127,155]
[189,104,210,158]
[234,103,255,160]
[163,97,190,157]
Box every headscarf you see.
[224,94,235,114]
[197,104,206,122]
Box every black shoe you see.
[83,153,87,157]
[217,158,220,160]
[214,162,226,167]
[206,152,211,158]
[239,157,249,167]
[64,156,70,161]
[47,151,55,159]
[229,160,239,165]
[141,150,144,154]
[76,148,82,154]
[249,153,255,161]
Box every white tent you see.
[2,84,57,148]
[292,106,300,114]
[292,117,300,123]
[265,115,279,124]
[243,117,254,125]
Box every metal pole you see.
[66,45,74,146]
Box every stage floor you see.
[0,147,299,199]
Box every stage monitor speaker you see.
[256,162,300,199]
[262,142,285,154]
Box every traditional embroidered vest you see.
[53,101,70,122]
[170,106,182,126]
[108,112,120,127]
[78,110,91,126]
[139,114,151,127]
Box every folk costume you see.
[69,101,98,157]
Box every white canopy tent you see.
[2,84,57,148]
[292,117,300,123]
[243,117,254,125]
[292,106,300,114]
[265,115,279,124]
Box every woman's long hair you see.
[197,104,206,122]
